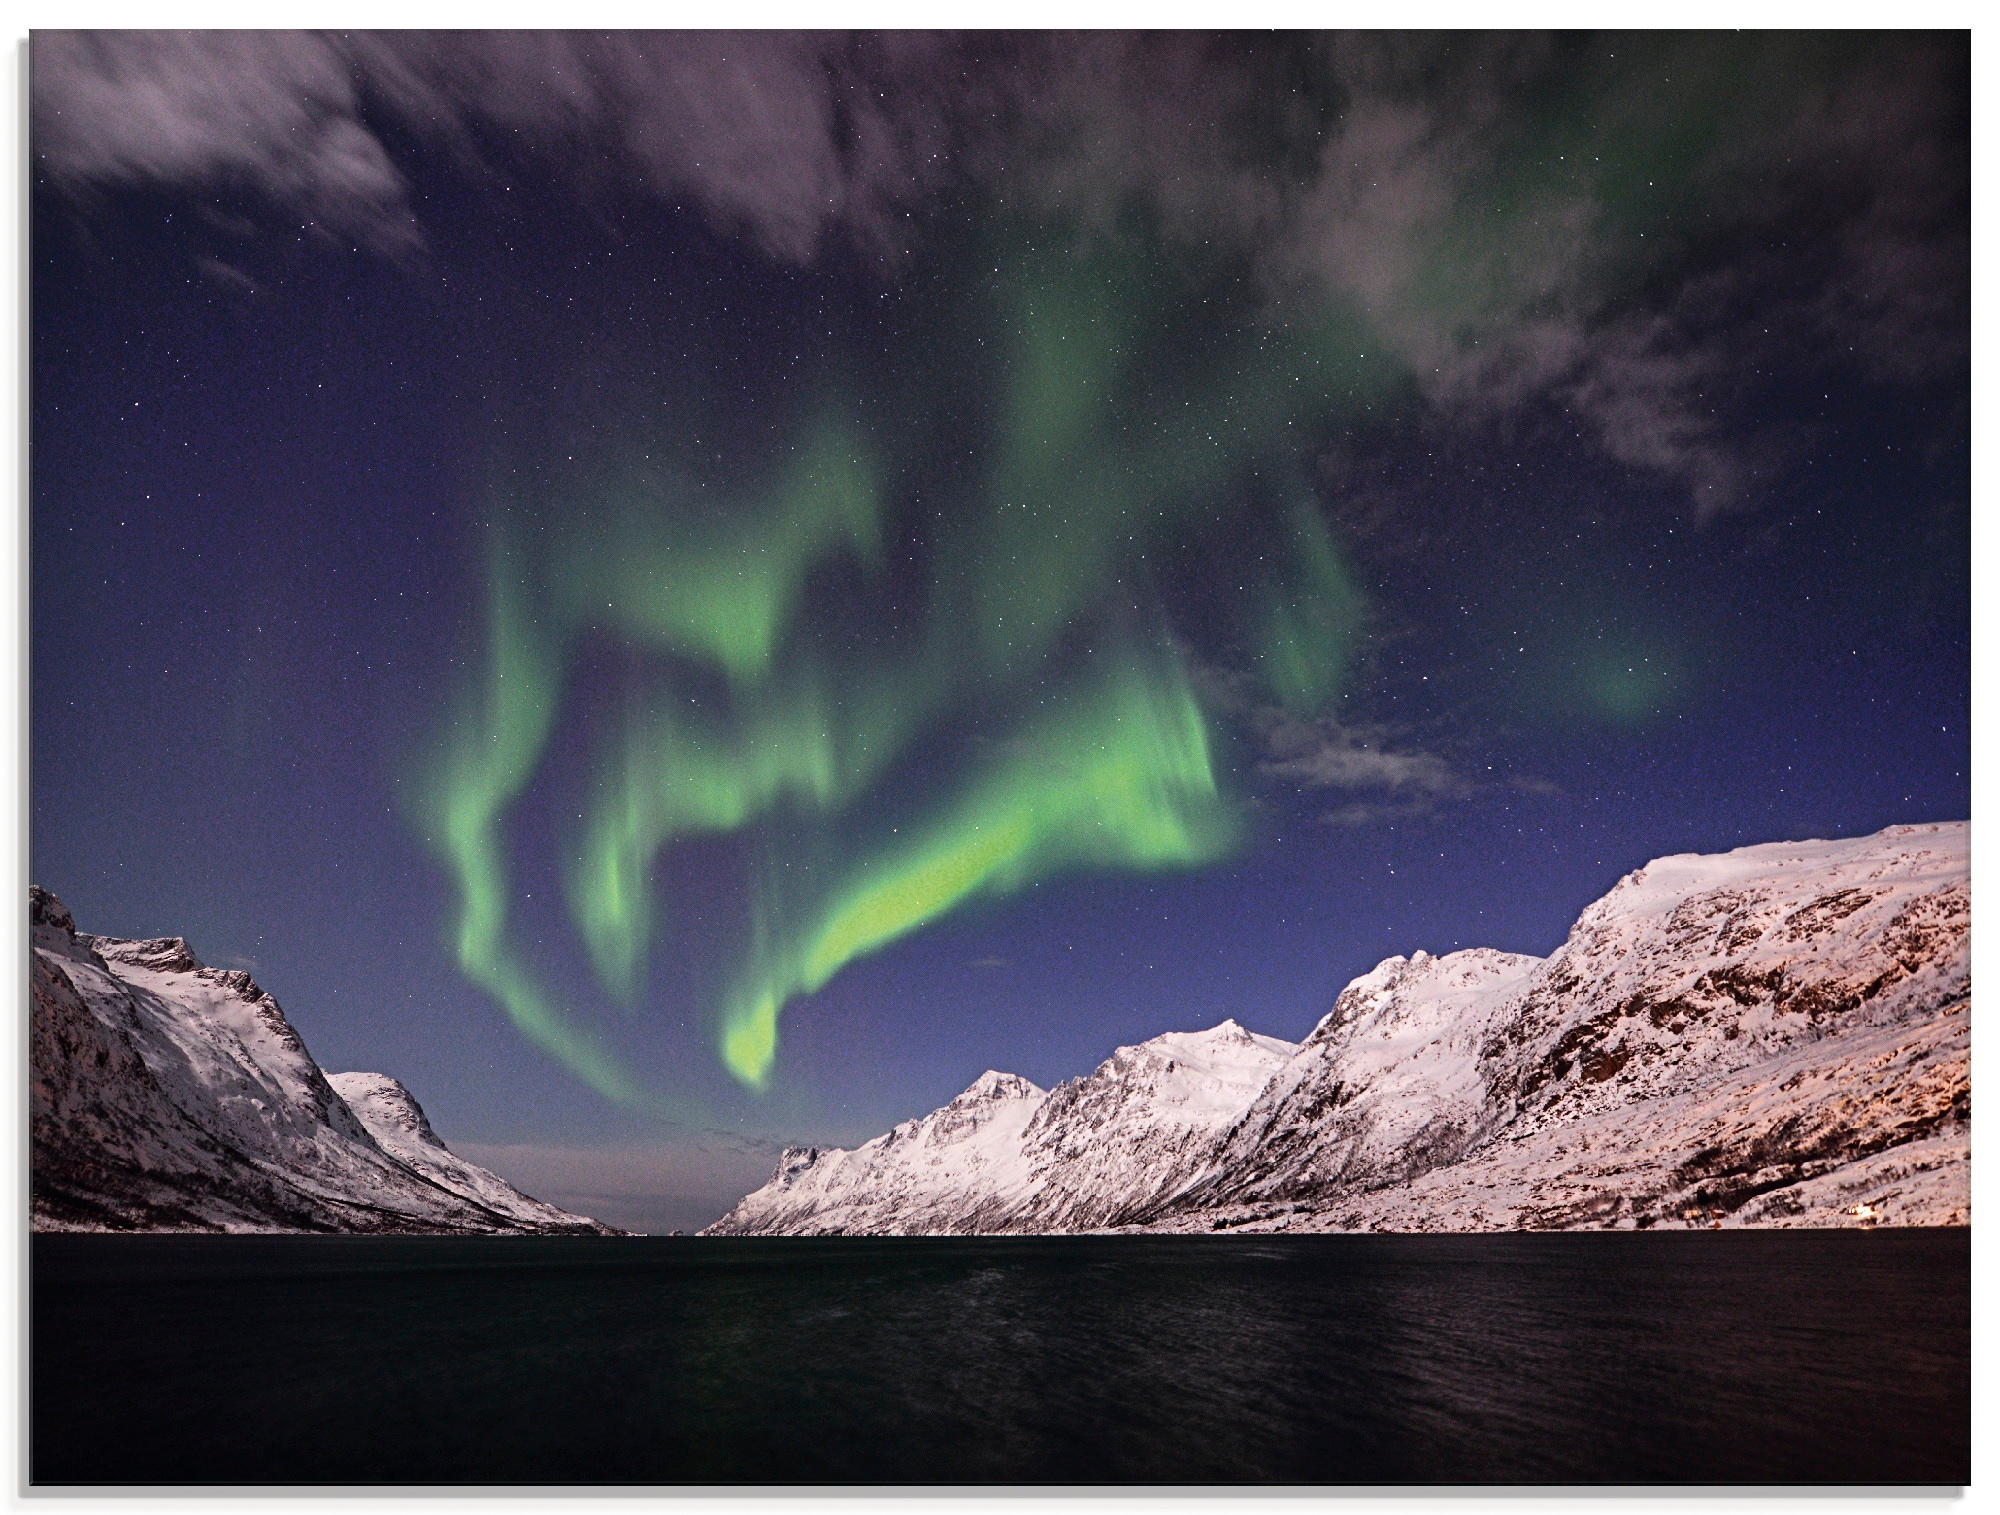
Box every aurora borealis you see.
[413,235,1377,1096]
[31,31,1968,1230]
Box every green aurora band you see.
[719,646,1235,1085]
[415,240,1382,1095]
[400,42,1935,1098]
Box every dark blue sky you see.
[31,32,1967,1229]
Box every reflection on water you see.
[32,1230,1968,1486]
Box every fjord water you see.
[33,1230,1966,1486]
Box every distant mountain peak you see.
[91,935,203,975]
[955,1070,1043,1103]
[1163,1017,1266,1050]
[326,1071,446,1150]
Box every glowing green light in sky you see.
[1261,498,1365,714]
[718,647,1234,1086]
[1581,649,1681,726]
[565,666,918,1004]
[416,532,638,1104]
[413,233,1370,1098]
[549,412,882,685]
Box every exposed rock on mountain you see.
[707,822,1969,1235]
[707,1021,1295,1235]
[30,887,617,1234]
[1013,1020,1298,1230]
[1207,1001,1966,1235]
[1182,947,1544,1208]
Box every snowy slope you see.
[1181,948,1544,1208]
[709,822,1969,1235]
[31,887,617,1234]
[1166,1000,1968,1234]
[1479,822,1968,1135]
[707,1070,1051,1235]
[1012,1020,1297,1229]
[1162,822,1970,1226]
[325,1071,601,1231]
[705,1021,1295,1234]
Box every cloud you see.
[998,33,1963,513]
[1191,661,1470,815]
[33,32,1963,507]
[1253,709,1474,828]
[35,31,961,266]
[1258,713,1468,797]
[1256,715,1568,831]
[193,255,256,293]
[1235,689,1575,827]
[1319,799,1434,829]
[348,31,962,263]
[995,35,1713,490]
[1238,40,1763,513]
[34,31,419,252]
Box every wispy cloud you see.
[193,255,256,293]
[35,31,419,253]
[997,33,1963,514]
[1194,659,1541,828]
[1252,709,1478,827]
[35,31,958,265]
[1257,712,1470,799]
[33,32,1963,510]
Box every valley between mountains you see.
[30,821,1968,1236]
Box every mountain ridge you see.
[706,821,1970,1235]
[30,886,619,1235]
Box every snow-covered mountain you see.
[707,822,1969,1235]
[706,1021,1296,1235]
[30,887,617,1234]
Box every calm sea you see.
[31,1229,1968,1487]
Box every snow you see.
[708,822,1970,1236]
[706,1020,1297,1235]
[1172,997,1968,1234]
[31,890,616,1234]
[34,818,1967,1238]
[326,1071,597,1230]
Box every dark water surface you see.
[32,1229,1968,1486]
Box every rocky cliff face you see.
[30,887,618,1234]
[707,822,1969,1236]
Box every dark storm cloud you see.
[33,31,1964,505]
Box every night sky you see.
[31,32,1968,1232]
